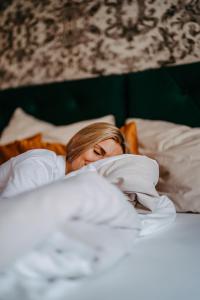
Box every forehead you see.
[97,139,122,155]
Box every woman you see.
[0,122,127,198]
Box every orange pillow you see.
[0,134,66,165]
[19,136,66,156]
[0,134,40,165]
[120,122,139,154]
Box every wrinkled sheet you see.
[63,213,200,300]
[0,157,176,300]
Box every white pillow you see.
[42,115,114,144]
[126,118,200,212]
[0,108,115,145]
[66,154,169,214]
[95,154,159,198]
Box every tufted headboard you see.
[0,61,200,134]
[0,75,126,132]
[127,62,200,127]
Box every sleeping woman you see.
[0,122,127,198]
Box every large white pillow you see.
[126,118,200,212]
[0,108,115,145]
[95,154,159,198]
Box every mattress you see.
[68,213,200,300]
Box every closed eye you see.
[94,145,105,157]
[93,149,102,156]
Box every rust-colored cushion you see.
[0,134,66,165]
[120,121,139,154]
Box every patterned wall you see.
[0,0,200,89]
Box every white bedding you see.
[67,213,200,300]
[0,155,176,300]
[0,172,140,300]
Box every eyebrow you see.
[95,144,106,155]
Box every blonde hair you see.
[66,122,127,162]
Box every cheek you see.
[83,149,96,161]
[71,156,83,171]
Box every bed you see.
[0,62,200,300]
[69,213,200,300]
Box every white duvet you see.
[0,155,176,300]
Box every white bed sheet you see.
[66,213,200,300]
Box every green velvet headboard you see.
[0,75,126,132]
[0,62,200,134]
[127,62,200,127]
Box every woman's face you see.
[68,138,123,172]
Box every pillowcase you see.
[0,108,115,145]
[0,134,66,165]
[126,118,200,212]
[0,108,54,145]
[96,154,159,198]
